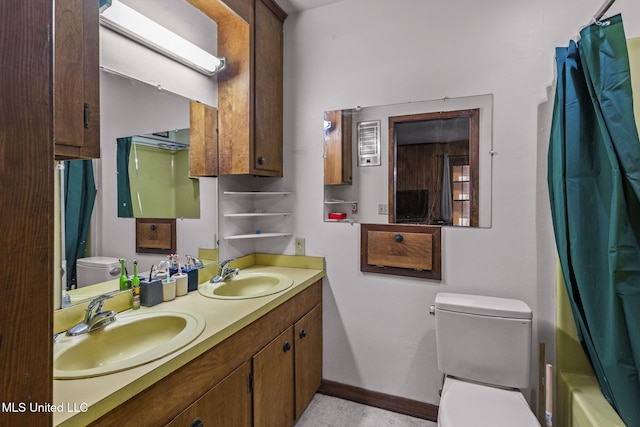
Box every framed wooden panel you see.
[135,218,176,254]
[361,223,441,280]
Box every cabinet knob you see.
[257,156,266,165]
[283,341,291,352]
[394,234,404,243]
[299,329,307,339]
[190,417,204,427]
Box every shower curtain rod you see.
[594,0,616,22]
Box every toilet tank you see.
[435,292,533,389]
[76,257,121,288]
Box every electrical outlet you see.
[295,237,306,256]
[378,204,388,215]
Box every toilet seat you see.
[438,377,540,427]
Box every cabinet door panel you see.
[253,0,283,175]
[295,304,323,418]
[54,0,100,159]
[167,362,252,427]
[253,326,294,427]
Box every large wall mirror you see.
[323,94,493,227]
[54,0,220,309]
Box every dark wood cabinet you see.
[167,362,252,427]
[295,304,323,418]
[324,110,353,185]
[206,0,286,176]
[54,0,100,160]
[253,0,285,175]
[253,327,295,427]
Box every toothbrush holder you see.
[162,279,176,301]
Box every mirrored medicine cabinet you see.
[323,94,493,228]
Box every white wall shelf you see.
[223,232,292,241]
[222,190,293,242]
[224,191,292,196]
[224,212,292,218]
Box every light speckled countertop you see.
[53,255,324,426]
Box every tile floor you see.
[295,394,437,427]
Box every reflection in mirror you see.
[117,129,201,219]
[55,0,222,310]
[54,73,219,310]
[390,109,479,227]
[323,94,492,228]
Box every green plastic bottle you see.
[119,258,129,291]
[132,260,141,310]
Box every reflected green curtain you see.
[64,160,97,290]
[548,15,640,426]
[117,137,134,217]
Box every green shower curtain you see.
[117,137,134,217]
[64,160,97,290]
[548,15,640,426]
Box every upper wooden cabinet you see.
[324,109,353,185]
[54,0,100,160]
[189,101,219,177]
[194,0,286,177]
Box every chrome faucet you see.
[66,294,117,336]
[210,259,239,284]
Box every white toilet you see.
[76,256,121,288]
[434,292,540,427]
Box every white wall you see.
[281,0,640,409]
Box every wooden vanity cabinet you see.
[167,362,252,427]
[54,0,100,160]
[253,327,295,427]
[89,281,322,427]
[294,304,323,418]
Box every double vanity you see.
[53,254,325,427]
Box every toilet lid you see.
[439,378,540,427]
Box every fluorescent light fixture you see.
[99,0,225,76]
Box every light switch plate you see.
[295,237,305,256]
[378,204,388,215]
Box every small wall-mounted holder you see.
[360,223,441,280]
[135,218,176,254]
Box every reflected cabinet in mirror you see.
[53,0,222,310]
[323,94,492,228]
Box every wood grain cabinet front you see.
[166,362,252,427]
[54,0,100,160]
[89,281,322,427]
[253,327,295,427]
[361,223,442,280]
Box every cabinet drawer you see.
[361,223,441,280]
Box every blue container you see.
[140,278,163,306]
[182,268,199,292]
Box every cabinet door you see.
[166,362,252,427]
[54,0,100,159]
[324,110,353,185]
[253,326,294,427]
[253,0,284,176]
[294,304,323,418]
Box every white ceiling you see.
[276,0,344,14]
